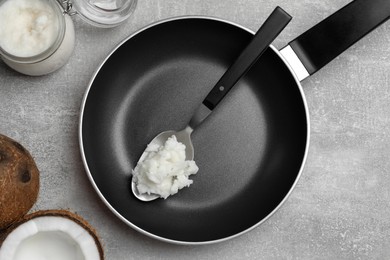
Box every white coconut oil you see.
[132,135,199,199]
[0,0,75,76]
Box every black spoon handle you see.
[203,6,292,110]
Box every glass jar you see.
[0,0,137,76]
[73,0,138,28]
[0,0,75,76]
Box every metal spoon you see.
[132,6,292,201]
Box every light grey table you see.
[1,0,389,259]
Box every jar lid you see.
[65,0,137,28]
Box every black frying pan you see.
[79,0,390,244]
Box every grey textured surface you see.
[0,0,389,259]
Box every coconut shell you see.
[0,229,6,244]
[0,209,104,259]
[0,134,39,230]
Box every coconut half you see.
[0,210,104,260]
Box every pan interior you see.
[81,18,308,243]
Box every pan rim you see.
[78,15,311,245]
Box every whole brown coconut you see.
[0,134,39,230]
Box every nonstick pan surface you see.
[80,16,309,244]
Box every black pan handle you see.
[203,7,292,110]
[282,0,390,80]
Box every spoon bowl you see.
[131,127,194,201]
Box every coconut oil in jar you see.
[0,0,75,76]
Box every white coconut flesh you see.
[0,216,101,260]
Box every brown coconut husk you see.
[0,134,39,230]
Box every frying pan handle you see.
[280,0,390,81]
[203,7,292,110]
